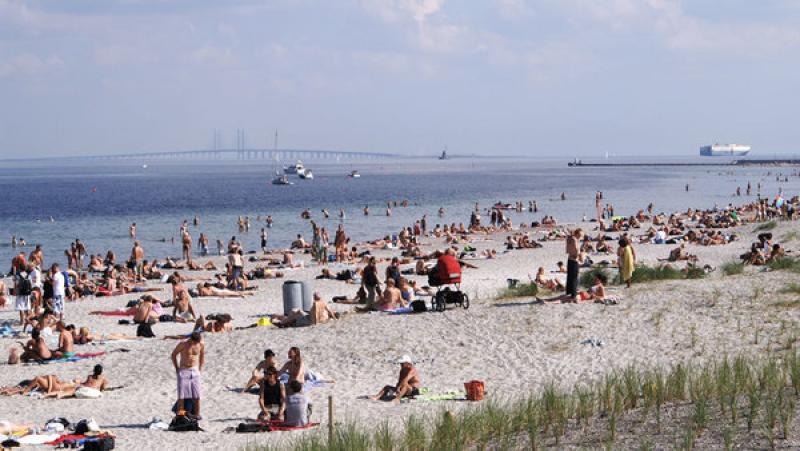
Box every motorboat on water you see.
[284,160,305,175]
[271,173,292,185]
[298,168,314,180]
[348,170,361,178]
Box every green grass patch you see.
[766,257,800,272]
[753,220,777,232]
[782,230,800,242]
[497,282,539,299]
[781,283,800,295]
[721,261,745,276]
[243,352,800,451]
[630,263,705,283]
[580,267,611,289]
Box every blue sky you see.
[1,0,799,158]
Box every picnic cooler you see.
[464,380,485,401]
[282,281,303,315]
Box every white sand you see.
[1,218,798,449]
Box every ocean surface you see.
[0,158,796,270]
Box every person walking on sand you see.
[565,229,581,300]
[618,237,636,288]
[171,331,205,419]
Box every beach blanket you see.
[33,352,107,365]
[413,389,467,402]
[90,309,135,316]
[268,421,319,432]
[387,307,414,315]
[279,370,332,389]
[45,433,114,446]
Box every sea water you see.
[0,158,795,269]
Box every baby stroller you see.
[428,254,469,312]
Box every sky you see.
[1,0,800,158]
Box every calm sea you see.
[0,158,794,270]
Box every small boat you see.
[298,168,314,180]
[284,160,305,175]
[271,173,292,185]
[492,202,513,210]
[439,146,448,160]
[348,170,361,178]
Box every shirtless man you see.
[172,278,196,323]
[243,349,277,392]
[131,241,145,282]
[278,347,305,384]
[182,230,193,264]
[171,332,205,419]
[20,329,52,362]
[376,278,404,311]
[133,295,160,324]
[52,322,75,359]
[309,293,338,325]
[370,355,420,403]
[196,282,249,298]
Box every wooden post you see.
[328,395,334,444]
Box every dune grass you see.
[766,257,800,273]
[721,261,745,276]
[753,220,778,232]
[630,263,705,283]
[497,282,539,299]
[580,267,611,289]
[244,352,800,451]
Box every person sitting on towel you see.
[369,355,420,403]
[258,366,286,421]
[283,380,309,427]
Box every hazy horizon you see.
[2,0,800,158]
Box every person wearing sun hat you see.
[369,355,421,403]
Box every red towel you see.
[90,309,134,316]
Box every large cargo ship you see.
[699,143,751,157]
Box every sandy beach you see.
[2,207,799,450]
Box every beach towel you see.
[415,390,465,402]
[387,307,414,315]
[17,433,60,445]
[263,420,319,432]
[33,352,106,365]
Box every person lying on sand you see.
[537,273,607,304]
[195,282,252,298]
[46,364,109,399]
[244,349,277,392]
[369,355,420,404]
[0,375,78,397]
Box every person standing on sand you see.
[618,237,636,288]
[131,241,144,282]
[565,229,581,300]
[51,263,66,320]
[182,230,192,264]
[171,331,205,419]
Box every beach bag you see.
[136,323,155,338]
[74,418,100,435]
[16,275,31,296]
[411,300,427,313]
[236,422,271,433]
[464,380,485,401]
[169,415,202,432]
[159,314,175,322]
[82,436,115,451]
